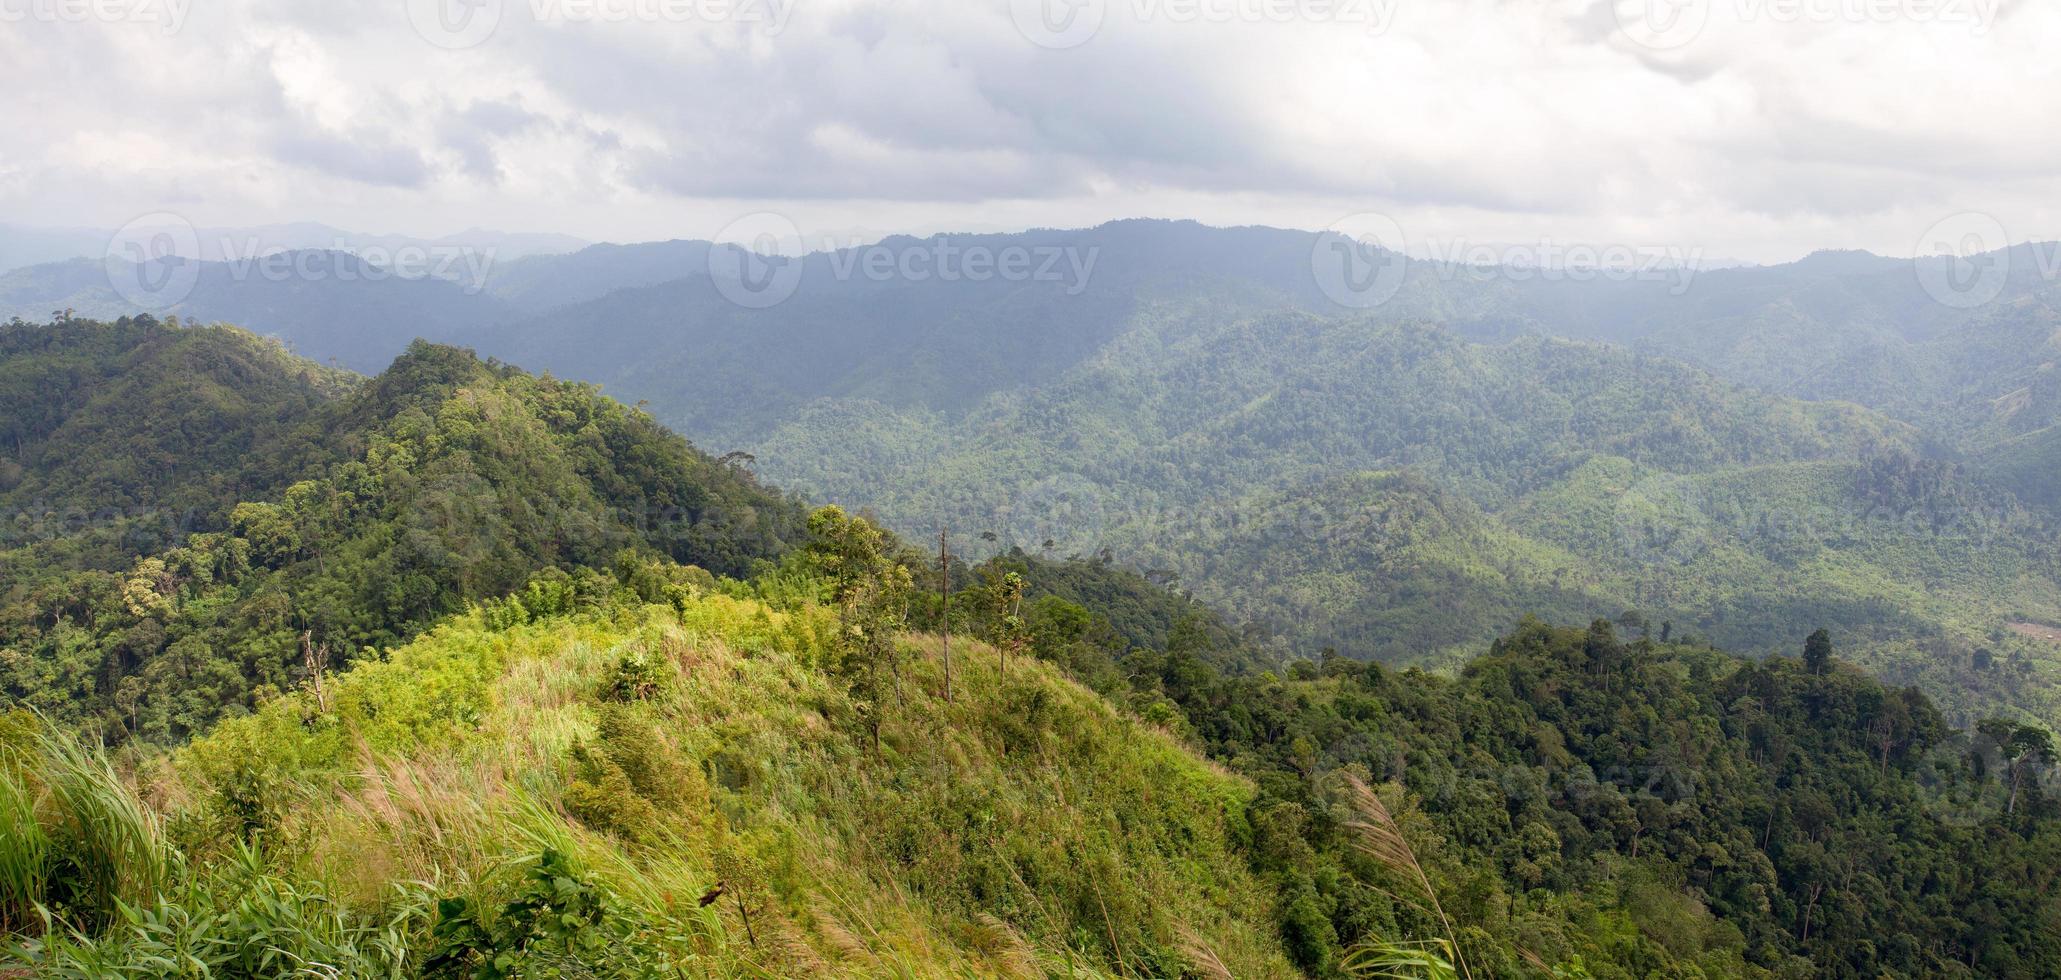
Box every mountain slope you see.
[740,310,2061,724]
[10,222,2060,726]
[0,319,804,742]
[1,310,2057,978]
[0,315,355,532]
[4,256,516,373]
[8,549,2057,979]
[4,572,1300,977]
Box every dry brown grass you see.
[1342,774,1472,980]
[1176,924,1237,980]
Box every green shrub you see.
[423,848,675,979]
[598,647,675,704]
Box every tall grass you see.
[7,584,1304,976]
[0,761,50,931]
[32,726,178,926]
[1342,774,1469,980]
[0,721,178,932]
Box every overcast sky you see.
[1,0,2054,262]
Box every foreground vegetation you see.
[2,318,2057,977]
[4,534,2057,977]
[2,553,1296,976]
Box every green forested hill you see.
[0,315,355,527]
[2,529,2055,978]
[0,318,803,742]
[8,223,2058,730]
[995,550,2061,978]
[748,313,2061,726]
[1,317,2057,978]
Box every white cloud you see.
[0,0,2055,261]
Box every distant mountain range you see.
[0,221,586,280]
[6,218,2060,728]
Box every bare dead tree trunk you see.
[734,889,757,948]
[301,630,331,713]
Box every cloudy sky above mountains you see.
[1,0,2053,261]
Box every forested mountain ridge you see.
[0,315,2056,978]
[406,223,2061,732]
[1,315,356,532]
[8,221,2056,453]
[749,311,2061,725]
[1004,548,2061,977]
[1,521,2055,977]
[0,317,803,742]
[7,220,2060,732]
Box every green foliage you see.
[597,647,675,705]
[983,554,2061,977]
[3,562,1298,976]
[1340,938,1460,980]
[12,841,428,978]
[423,848,666,979]
[0,319,804,745]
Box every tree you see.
[1979,718,2058,816]
[805,506,912,750]
[1804,628,1833,675]
[983,569,1028,677]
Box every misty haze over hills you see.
[10,217,2060,727]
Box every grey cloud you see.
[271,129,433,187]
